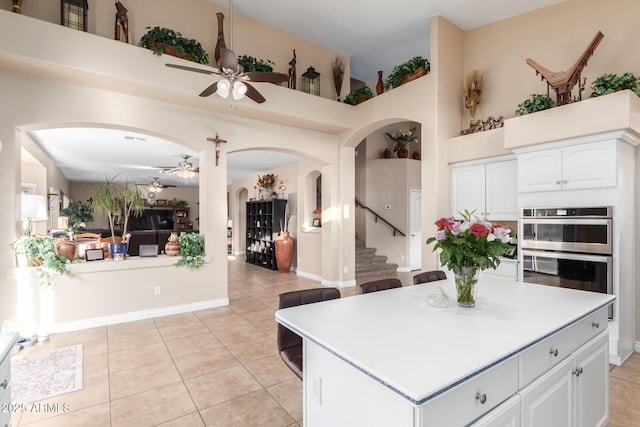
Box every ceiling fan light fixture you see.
[177,169,196,180]
[217,78,231,98]
[232,81,247,100]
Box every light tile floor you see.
[8,257,640,426]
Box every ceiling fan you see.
[147,177,176,193]
[155,155,200,179]
[164,0,288,103]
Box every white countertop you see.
[275,277,614,405]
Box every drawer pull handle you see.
[1,379,7,389]
[573,367,584,377]
[549,348,558,357]
[476,392,487,404]
[592,321,600,328]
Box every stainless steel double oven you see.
[520,207,612,318]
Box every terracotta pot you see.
[412,151,421,160]
[55,239,77,261]
[274,231,294,273]
[165,232,181,256]
[382,148,391,159]
[397,147,409,158]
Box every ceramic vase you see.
[165,232,181,256]
[382,148,391,159]
[453,266,479,307]
[275,231,294,273]
[109,242,128,261]
[214,12,226,67]
[376,70,384,95]
[55,239,77,261]
[397,147,409,158]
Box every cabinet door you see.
[485,160,517,220]
[470,395,520,427]
[574,332,609,427]
[520,356,573,427]
[451,164,485,219]
[562,141,617,191]
[517,149,562,193]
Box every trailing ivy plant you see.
[590,72,640,98]
[237,55,275,72]
[343,86,375,105]
[384,56,430,90]
[10,235,73,288]
[60,200,94,233]
[515,94,555,116]
[176,232,205,270]
[138,27,210,65]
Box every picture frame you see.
[504,245,517,259]
[156,199,167,207]
[85,248,105,261]
[312,218,321,227]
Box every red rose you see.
[470,223,489,238]
[434,217,447,229]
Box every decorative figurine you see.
[288,49,297,89]
[114,1,129,43]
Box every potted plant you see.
[515,94,555,116]
[343,86,375,105]
[176,232,205,270]
[590,72,640,98]
[138,27,210,65]
[385,127,418,158]
[60,200,94,234]
[10,235,74,288]
[91,176,145,259]
[237,55,275,72]
[384,56,430,90]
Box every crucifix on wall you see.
[207,133,227,166]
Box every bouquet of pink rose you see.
[426,209,511,274]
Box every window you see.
[61,0,88,32]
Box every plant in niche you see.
[10,235,73,288]
[385,127,418,152]
[343,86,374,105]
[60,200,94,233]
[384,56,430,90]
[515,94,555,116]
[91,175,145,243]
[426,210,511,306]
[590,72,640,97]
[138,27,210,65]
[176,232,205,270]
[256,174,277,190]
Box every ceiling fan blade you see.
[244,83,266,104]
[245,71,288,83]
[165,63,219,75]
[162,184,177,188]
[220,47,239,72]
[199,81,219,97]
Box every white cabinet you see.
[517,141,617,193]
[1,333,18,427]
[471,395,520,427]
[520,332,609,427]
[451,158,517,220]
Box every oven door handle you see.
[521,249,612,263]
[520,218,611,225]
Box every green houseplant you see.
[60,200,94,233]
[385,127,418,158]
[590,72,640,98]
[343,86,375,105]
[237,55,275,72]
[10,235,73,288]
[91,176,145,257]
[138,27,210,65]
[384,56,430,90]
[515,94,555,116]
[176,232,205,270]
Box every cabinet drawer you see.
[0,357,10,405]
[519,326,574,387]
[573,307,608,350]
[419,356,518,427]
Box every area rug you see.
[11,345,83,404]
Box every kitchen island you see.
[275,277,614,426]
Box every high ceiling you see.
[28,0,566,189]
[207,0,566,82]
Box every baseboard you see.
[48,298,230,334]
[295,270,355,288]
[295,270,322,283]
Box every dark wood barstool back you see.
[277,287,341,379]
[413,270,447,285]
[359,278,402,294]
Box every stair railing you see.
[355,198,406,237]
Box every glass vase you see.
[453,266,479,307]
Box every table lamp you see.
[21,194,47,235]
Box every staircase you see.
[355,239,399,279]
